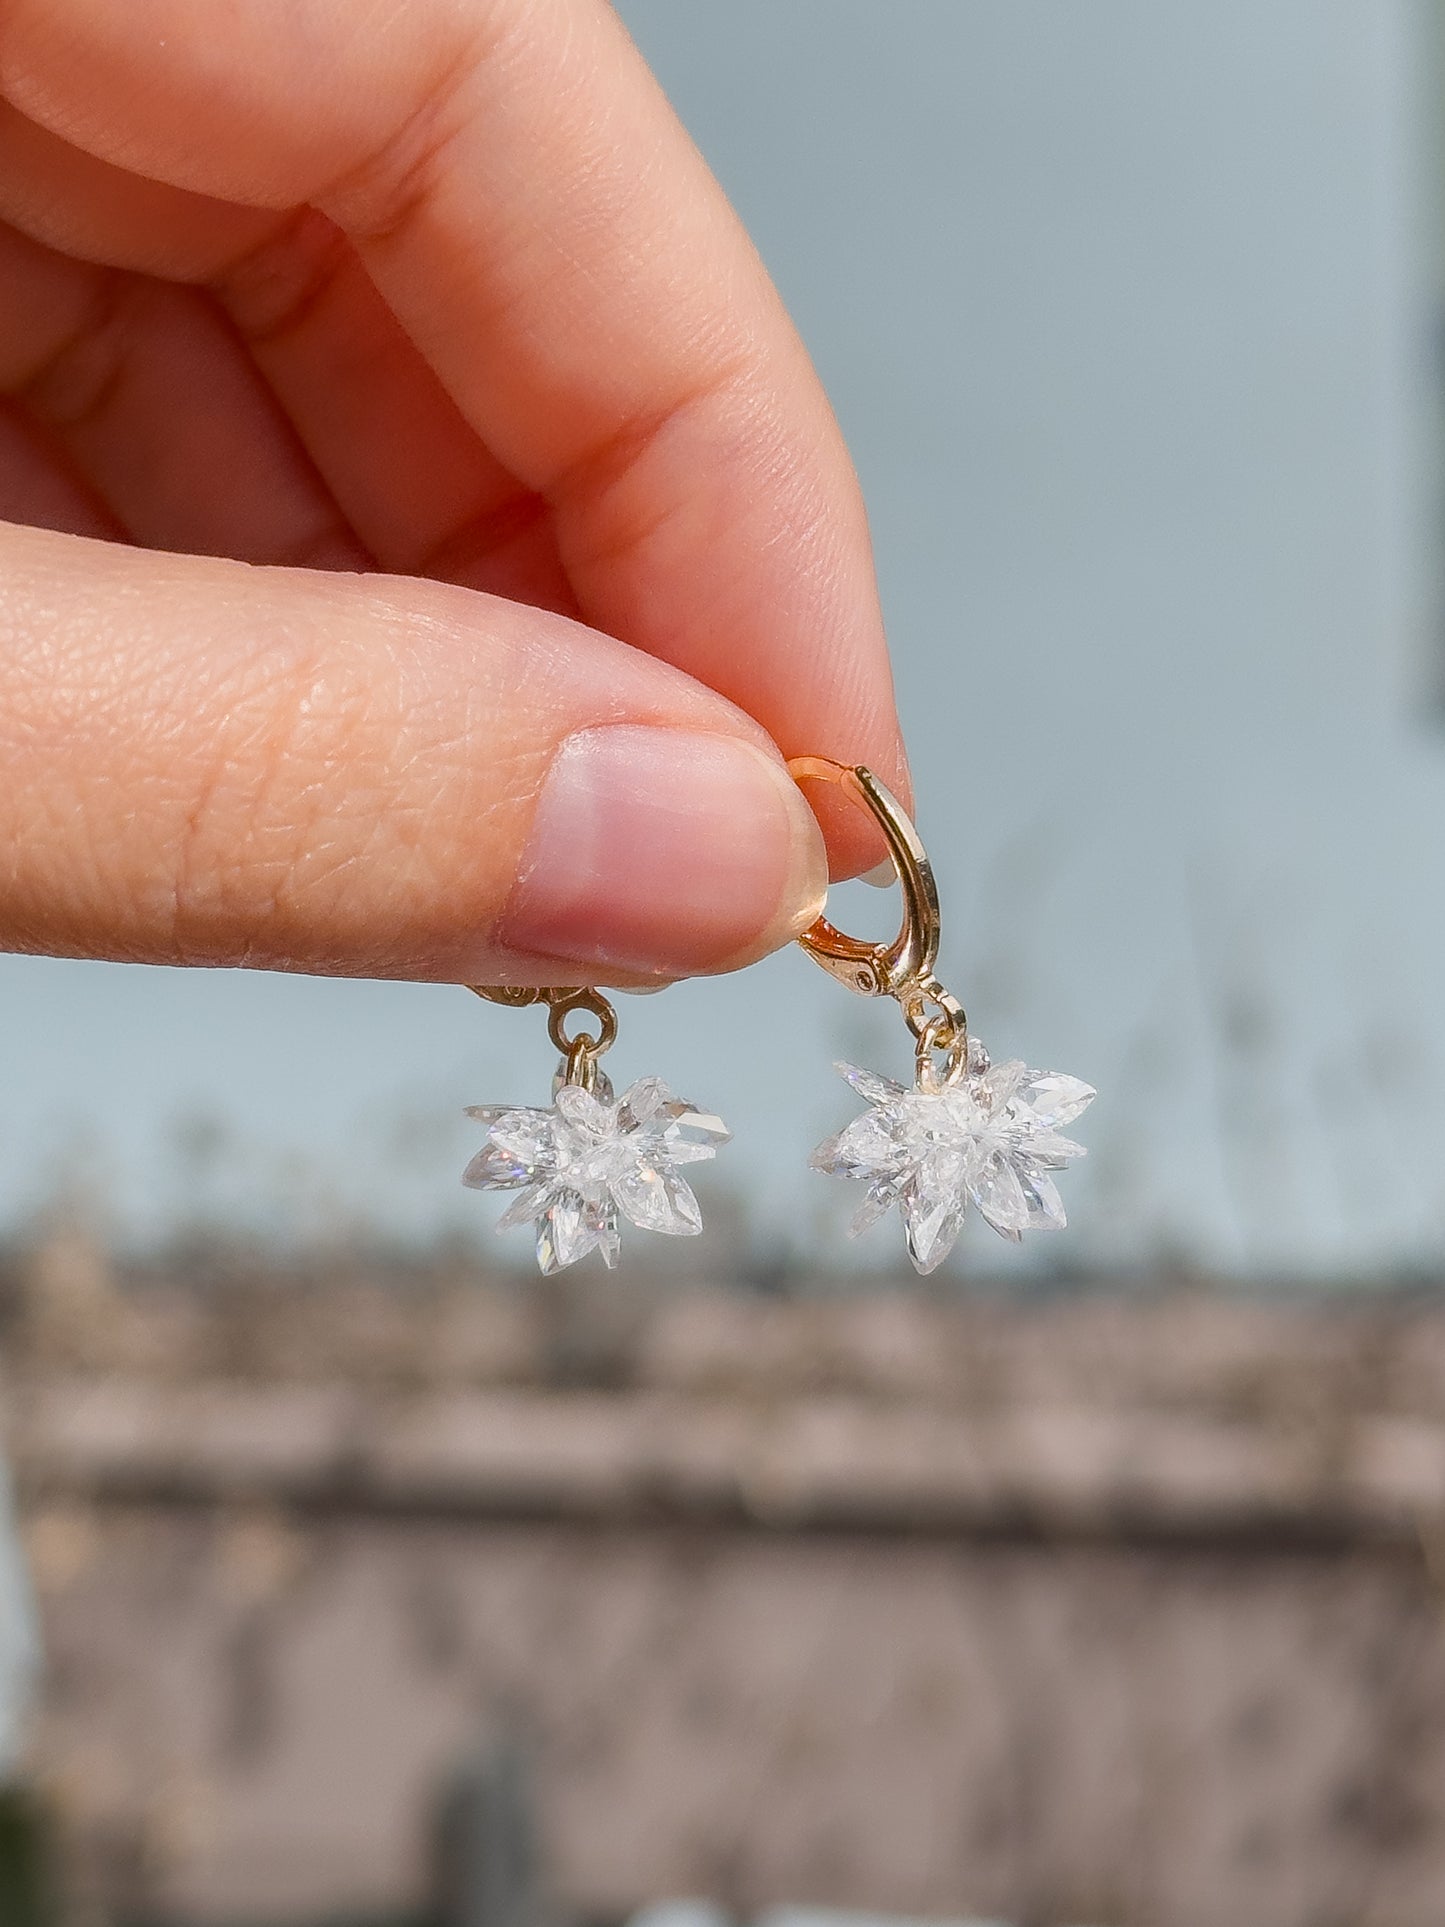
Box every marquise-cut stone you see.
[664,1107,731,1154]
[970,1151,1030,1238]
[839,1062,908,1106]
[537,1191,619,1274]
[811,1109,905,1182]
[461,1140,536,1190]
[613,1162,704,1236]
[1014,1072,1096,1131]
[487,1112,554,1172]
[495,1183,554,1233]
[902,1171,969,1275]
[615,1075,671,1133]
[1017,1164,1067,1230]
[849,1176,902,1238]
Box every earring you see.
[789,758,1095,1274]
[461,985,730,1274]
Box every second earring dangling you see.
[789,758,1095,1275]
[461,985,731,1274]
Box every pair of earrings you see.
[461,757,1095,1276]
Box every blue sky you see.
[1,1,1441,1279]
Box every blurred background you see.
[4,1,1445,1922]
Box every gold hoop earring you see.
[789,758,1095,1274]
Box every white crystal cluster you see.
[811,1050,1095,1274]
[463,1075,730,1273]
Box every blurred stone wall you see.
[7,1236,1445,1925]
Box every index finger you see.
[0,0,907,871]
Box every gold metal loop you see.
[913,1001,968,1090]
[544,988,618,1060]
[786,758,942,1000]
[900,976,966,1049]
[467,984,618,1093]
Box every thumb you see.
[0,523,827,983]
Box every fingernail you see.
[501,725,827,977]
[861,859,896,888]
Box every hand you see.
[0,0,905,987]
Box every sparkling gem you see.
[810,1107,907,1183]
[1014,1071,1096,1131]
[902,1165,970,1274]
[460,1139,537,1189]
[840,1062,908,1106]
[810,1042,1094,1273]
[463,1074,731,1272]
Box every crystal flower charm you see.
[463,1075,731,1273]
[811,1045,1095,1274]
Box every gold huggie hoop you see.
[787,758,939,996]
[787,757,967,1081]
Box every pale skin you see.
[0,0,907,990]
